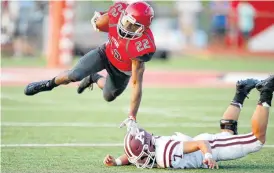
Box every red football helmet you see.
[124,128,156,168]
[118,1,154,39]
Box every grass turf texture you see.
[1,56,274,72]
[1,87,274,173]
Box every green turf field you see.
[1,86,274,173]
[2,56,274,72]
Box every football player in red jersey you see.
[24,1,156,129]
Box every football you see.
[96,13,109,32]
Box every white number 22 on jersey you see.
[135,131,145,145]
[136,39,150,52]
[111,4,123,17]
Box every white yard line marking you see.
[262,145,274,148]
[1,122,273,128]
[1,143,273,148]
[1,106,257,112]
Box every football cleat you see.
[77,75,94,94]
[235,78,260,98]
[256,75,274,93]
[24,80,53,96]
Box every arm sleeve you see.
[134,52,155,62]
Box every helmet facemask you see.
[117,11,144,40]
[128,144,156,169]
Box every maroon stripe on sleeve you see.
[168,141,180,168]
[163,140,173,168]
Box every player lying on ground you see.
[103,76,274,169]
[24,1,156,128]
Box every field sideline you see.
[1,57,274,173]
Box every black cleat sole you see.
[24,80,52,96]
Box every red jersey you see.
[105,2,156,72]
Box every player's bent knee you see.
[68,69,85,82]
[246,140,263,155]
[103,92,116,102]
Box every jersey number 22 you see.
[136,39,150,52]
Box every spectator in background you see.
[1,1,11,44]
[175,1,202,49]
[1,0,16,45]
[13,0,36,57]
[209,1,230,48]
[237,1,256,49]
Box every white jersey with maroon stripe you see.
[154,132,263,169]
[154,133,204,169]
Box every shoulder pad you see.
[108,2,127,24]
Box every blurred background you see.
[1,0,274,61]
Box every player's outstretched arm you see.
[103,154,130,166]
[183,141,219,169]
[129,59,145,119]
